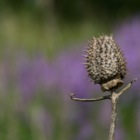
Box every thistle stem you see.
[109,91,118,140]
[108,79,136,140]
[70,79,136,140]
[70,93,111,102]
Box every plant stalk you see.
[108,92,118,140]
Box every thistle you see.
[85,35,127,92]
[70,34,136,140]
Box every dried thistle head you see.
[85,35,127,92]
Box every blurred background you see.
[0,0,140,140]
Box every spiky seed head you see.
[85,35,127,92]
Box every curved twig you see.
[70,93,111,102]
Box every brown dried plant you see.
[70,35,136,140]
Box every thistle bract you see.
[85,35,127,91]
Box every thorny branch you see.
[70,79,137,140]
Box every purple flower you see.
[55,46,100,98]
[15,52,57,101]
[54,46,100,139]
[16,54,40,99]
[76,122,94,140]
[114,16,140,94]
[115,17,140,73]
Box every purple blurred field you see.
[0,15,140,140]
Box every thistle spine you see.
[85,35,127,92]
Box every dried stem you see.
[108,79,136,140]
[70,93,111,102]
[70,79,136,140]
[108,91,118,140]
